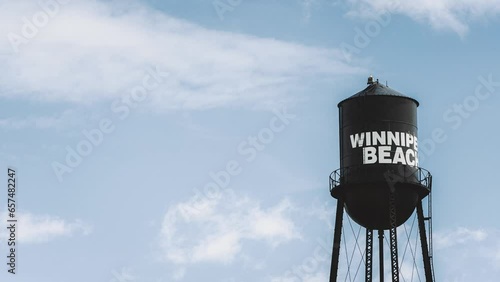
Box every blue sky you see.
[1,0,500,281]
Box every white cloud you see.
[300,0,319,23]
[346,0,500,37]
[0,0,361,111]
[247,199,300,244]
[172,267,186,281]
[434,226,487,249]
[434,227,500,281]
[0,109,82,130]
[0,211,92,243]
[272,271,328,282]
[111,267,136,282]
[192,231,242,263]
[159,194,301,267]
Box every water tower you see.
[329,77,435,281]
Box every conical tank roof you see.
[339,79,419,107]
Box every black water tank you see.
[331,79,430,230]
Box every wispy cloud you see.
[272,271,328,282]
[434,227,500,281]
[0,211,92,243]
[346,0,500,37]
[0,0,361,111]
[300,0,319,23]
[0,109,82,130]
[434,226,487,249]
[159,194,301,267]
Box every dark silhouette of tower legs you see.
[328,196,435,281]
[329,200,344,281]
[365,229,373,282]
[378,230,384,282]
[417,200,434,282]
[389,188,400,282]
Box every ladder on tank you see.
[417,174,435,282]
[423,179,435,281]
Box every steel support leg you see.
[378,230,384,282]
[329,199,345,282]
[417,200,434,282]
[388,184,399,282]
[389,227,399,282]
[366,229,373,282]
